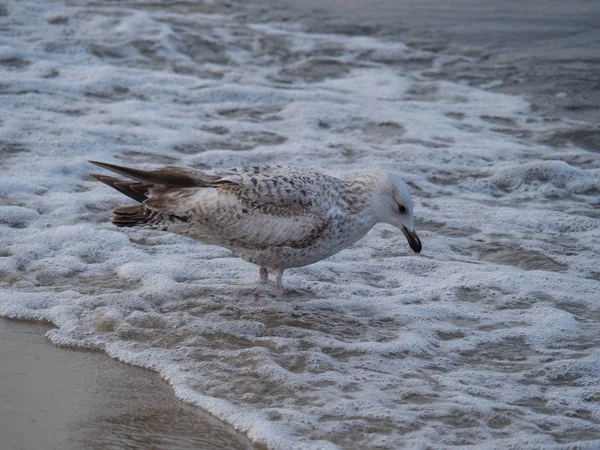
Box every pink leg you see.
[258,266,268,283]
[274,269,285,300]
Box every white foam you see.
[1,0,599,448]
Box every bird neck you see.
[343,175,383,225]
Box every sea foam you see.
[1,1,599,449]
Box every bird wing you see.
[147,169,338,249]
[90,162,339,249]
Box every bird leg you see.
[258,266,268,283]
[273,269,285,300]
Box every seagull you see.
[89,161,422,298]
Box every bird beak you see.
[402,226,422,254]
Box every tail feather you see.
[90,161,200,228]
[112,205,154,227]
[111,205,188,228]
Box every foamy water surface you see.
[1,1,600,448]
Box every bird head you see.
[370,171,422,254]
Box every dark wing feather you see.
[89,161,219,187]
[89,174,150,203]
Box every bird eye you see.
[398,205,407,214]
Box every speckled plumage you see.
[90,161,422,298]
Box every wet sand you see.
[0,318,254,450]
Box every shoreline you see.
[0,318,254,450]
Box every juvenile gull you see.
[89,162,422,298]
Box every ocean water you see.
[1,1,600,449]
[251,0,600,125]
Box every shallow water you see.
[1,0,600,449]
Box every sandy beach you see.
[0,318,254,450]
